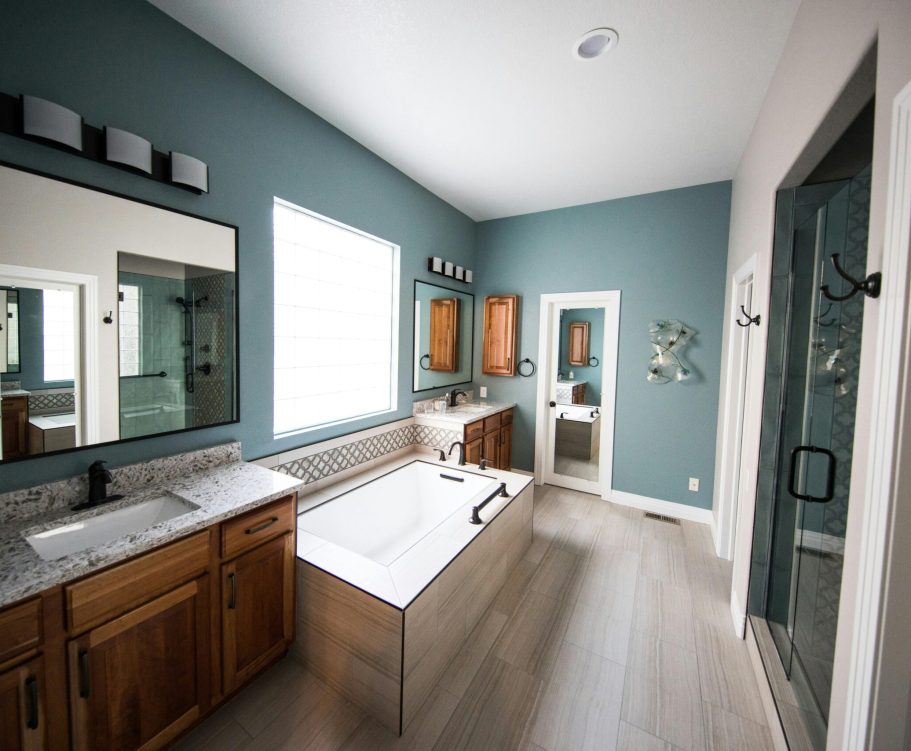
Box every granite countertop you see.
[0,388,30,398]
[556,380,587,386]
[0,460,304,609]
[413,400,517,426]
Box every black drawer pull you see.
[78,650,90,698]
[228,572,237,609]
[25,675,38,729]
[245,516,278,535]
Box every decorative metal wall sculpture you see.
[647,319,693,384]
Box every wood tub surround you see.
[0,492,297,751]
[295,481,533,735]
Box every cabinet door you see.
[1,396,28,460]
[482,296,518,376]
[0,656,45,751]
[482,430,500,469]
[465,437,482,465]
[429,298,459,372]
[499,423,513,472]
[222,533,294,694]
[69,577,210,751]
[567,322,590,366]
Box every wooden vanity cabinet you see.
[1,395,29,459]
[482,295,518,376]
[463,407,513,471]
[0,656,46,751]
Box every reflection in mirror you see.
[0,163,238,464]
[413,281,474,392]
[0,288,20,373]
[118,253,236,440]
[554,307,604,482]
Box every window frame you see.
[272,197,401,438]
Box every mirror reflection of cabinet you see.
[482,295,518,376]
[567,322,589,366]
[429,298,459,372]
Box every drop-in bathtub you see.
[555,404,601,460]
[294,457,534,735]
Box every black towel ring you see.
[517,358,536,377]
[419,354,431,371]
[588,356,600,367]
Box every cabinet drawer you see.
[65,530,210,633]
[483,413,501,433]
[0,598,42,664]
[465,420,484,442]
[221,496,295,560]
[500,409,513,426]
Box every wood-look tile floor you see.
[174,485,774,751]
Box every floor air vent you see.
[644,511,681,525]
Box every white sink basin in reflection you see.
[25,493,199,561]
[449,403,489,413]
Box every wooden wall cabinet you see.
[428,298,459,372]
[567,322,590,366]
[482,295,518,376]
[462,408,513,471]
[1,395,29,460]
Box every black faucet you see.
[449,388,467,407]
[449,441,466,466]
[73,460,123,511]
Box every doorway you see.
[534,291,620,496]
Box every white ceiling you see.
[149,0,800,221]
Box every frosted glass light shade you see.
[170,152,209,193]
[22,95,83,151]
[105,127,152,174]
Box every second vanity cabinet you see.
[464,408,513,471]
[1,492,297,751]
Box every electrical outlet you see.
[479,386,488,398]
[688,477,700,492]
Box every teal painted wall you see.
[559,307,604,405]
[474,182,731,509]
[1,288,75,391]
[0,0,475,491]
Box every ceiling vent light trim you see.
[573,28,619,61]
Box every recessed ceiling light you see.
[573,28,619,61]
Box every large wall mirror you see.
[412,280,473,392]
[0,164,238,463]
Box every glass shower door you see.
[759,172,869,732]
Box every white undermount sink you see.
[449,403,489,413]
[25,493,199,561]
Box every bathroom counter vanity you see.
[415,402,516,470]
[0,443,302,751]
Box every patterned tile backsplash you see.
[274,419,462,486]
[29,390,76,415]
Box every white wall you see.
[717,1,911,747]
[0,166,235,442]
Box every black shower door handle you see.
[787,445,836,503]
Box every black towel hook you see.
[736,306,761,327]
[821,253,881,302]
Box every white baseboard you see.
[731,588,746,639]
[608,489,714,526]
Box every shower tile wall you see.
[187,273,235,426]
[119,272,191,439]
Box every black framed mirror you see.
[0,163,238,463]
[412,280,474,392]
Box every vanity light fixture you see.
[429,257,444,274]
[573,27,619,61]
[427,256,472,284]
[170,151,209,193]
[105,127,152,174]
[444,261,455,277]
[21,95,83,151]
[455,266,465,281]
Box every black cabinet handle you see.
[25,675,38,729]
[228,573,237,609]
[787,445,836,503]
[245,516,278,535]
[78,650,90,698]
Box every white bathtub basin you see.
[25,493,199,561]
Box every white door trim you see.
[534,290,620,498]
[0,263,99,446]
[841,78,911,750]
[715,256,757,561]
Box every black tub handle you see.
[788,445,836,503]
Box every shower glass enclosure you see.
[748,168,871,748]
[118,255,235,440]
